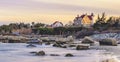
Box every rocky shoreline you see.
[1,33,120,62]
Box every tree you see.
[0,25,11,33]
[106,17,120,28]
[96,12,106,24]
[93,13,108,31]
[34,23,45,28]
[107,17,113,26]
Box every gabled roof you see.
[52,21,63,26]
[76,14,93,20]
[87,15,93,20]
[80,15,86,18]
[81,15,93,20]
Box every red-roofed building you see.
[73,13,94,27]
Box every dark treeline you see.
[93,13,120,31]
[0,22,45,34]
[0,23,30,34]
[32,27,83,35]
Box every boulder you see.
[45,42,51,45]
[26,44,36,47]
[50,54,60,56]
[65,53,74,57]
[61,45,67,48]
[30,51,37,55]
[76,45,89,50]
[53,43,67,48]
[67,36,74,42]
[68,44,76,47]
[56,41,65,45]
[81,37,94,44]
[35,51,45,56]
[99,38,117,46]
[30,51,37,54]
[53,43,62,47]
[38,42,42,45]
[93,42,100,46]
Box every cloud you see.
[0,0,120,15]
[0,0,120,25]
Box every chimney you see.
[91,13,94,17]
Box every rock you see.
[30,51,37,54]
[53,43,67,48]
[117,41,120,44]
[61,46,67,48]
[76,30,94,38]
[81,37,95,45]
[68,44,76,47]
[93,42,100,46]
[30,51,37,55]
[67,36,74,42]
[42,40,49,42]
[65,53,74,57]
[53,43,62,47]
[53,44,59,47]
[99,38,117,46]
[76,45,89,50]
[26,44,36,47]
[56,41,65,45]
[50,54,60,56]
[35,51,45,56]
[45,42,51,45]
[39,42,42,45]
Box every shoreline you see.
[0,43,119,62]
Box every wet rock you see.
[26,44,36,47]
[56,41,65,45]
[76,45,89,50]
[81,37,95,45]
[76,30,94,38]
[61,45,67,48]
[35,51,45,56]
[30,51,37,54]
[53,43,62,47]
[50,54,60,56]
[45,42,51,45]
[38,42,43,45]
[99,38,117,46]
[65,53,74,57]
[66,36,74,42]
[42,40,49,42]
[68,44,76,47]
[30,51,37,55]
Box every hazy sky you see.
[0,0,120,25]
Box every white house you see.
[73,13,94,27]
[51,21,63,28]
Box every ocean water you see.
[0,43,119,62]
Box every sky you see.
[0,0,120,25]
